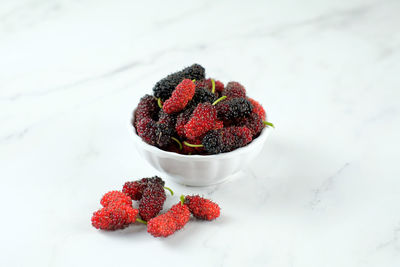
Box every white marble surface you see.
[1,0,400,266]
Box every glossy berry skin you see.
[136,117,174,148]
[235,113,264,136]
[214,120,224,130]
[188,88,218,108]
[134,95,159,126]
[184,195,220,221]
[158,110,177,126]
[136,118,157,145]
[139,183,166,221]
[122,176,165,201]
[163,79,196,114]
[169,203,190,230]
[147,212,177,237]
[247,97,266,121]
[175,107,194,138]
[147,202,190,237]
[222,81,246,99]
[91,205,138,230]
[195,78,224,94]
[153,64,205,101]
[100,191,132,207]
[184,103,217,140]
[155,123,174,148]
[216,97,253,121]
[214,80,225,94]
[202,126,253,154]
[156,110,177,147]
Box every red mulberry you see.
[184,103,217,140]
[91,205,138,230]
[184,195,220,221]
[153,64,205,101]
[163,79,196,114]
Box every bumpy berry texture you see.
[136,118,157,145]
[155,123,174,148]
[202,126,253,154]
[147,201,190,237]
[184,195,220,221]
[91,205,138,230]
[214,120,224,130]
[136,117,175,148]
[133,64,272,155]
[134,95,159,126]
[139,183,166,221]
[175,107,194,138]
[195,78,224,94]
[163,79,196,114]
[214,80,225,93]
[247,97,266,121]
[223,82,246,99]
[169,202,190,230]
[188,88,218,108]
[153,64,205,101]
[156,110,177,147]
[147,212,176,237]
[122,176,165,201]
[216,97,253,121]
[100,191,132,207]
[184,103,217,140]
[235,113,264,136]
[158,110,176,126]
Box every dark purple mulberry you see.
[216,97,253,121]
[136,118,157,145]
[235,113,264,136]
[202,126,253,154]
[123,176,165,201]
[133,94,159,126]
[139,182,166,221]
[153,64,205,101]
[222,82,246,99]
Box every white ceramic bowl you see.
[129,116,272,186]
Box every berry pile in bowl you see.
[129,64,274,186]
[132,63,273,155]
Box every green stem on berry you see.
[171,137,183,150]
[180,195,185,206]
[136,218,147,225]
[192,79,196,83]
[263,121,275,128]
[157,98,163,109]
[212,95,227,106]
[164,186,174,196]
[183,141,204,148]
[211,79,216,94]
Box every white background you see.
[1,0,400,266]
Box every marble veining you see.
[1,0,400,266]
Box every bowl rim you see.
[129,112,272,161]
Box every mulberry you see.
[184,103,217,140]
[202,126,253,154]
[153,64,205,101]
[216,98,253,121]
[163,79,196,114]
[184,195,220,221]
